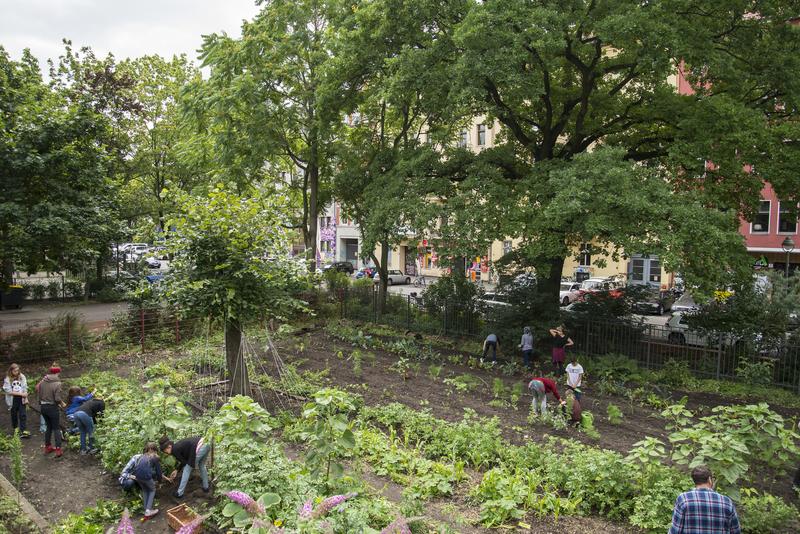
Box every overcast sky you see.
[0,0,261,68]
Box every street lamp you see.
[781,236,795,277]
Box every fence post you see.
[443,303,448,336]
[66,316,72,359]
[175,316,181,344]
[716,333,723,380]
[584,320,591,355]
[406,295,411,330]
[645,324,651,370]
[140,308,146,353]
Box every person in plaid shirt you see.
[669,465,741,534]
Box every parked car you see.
[627,286,675,315]
[477,292,513,310]
[322,261,355,274]
[143,257,161,269]
[373,270,411,285]
[559,282,581,306]
[671,292,699,313]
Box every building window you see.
[579,243,591,266]
[477,124,486,146]
[319,216,332,229]
[502,240,512,255]
[778,201,797,233]
[631,257,644,282]
[751,200,770,233]
[457,130,468,148]
[649,257,661,284]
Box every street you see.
[0,301,128,333]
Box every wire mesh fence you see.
[335,286,800,392]
[0,306,202,364]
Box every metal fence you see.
[0,306,200,364]
[335,286,800,392]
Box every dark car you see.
[627,286,674,315]
[322,261,355,274]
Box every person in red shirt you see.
[528,376,565,416]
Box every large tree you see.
[187,0,346,271]
[165,187,307,396]
[406,0,800,308]
[329,0,459,311]
[0,46,120,287]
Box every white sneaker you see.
[145,509,159,517]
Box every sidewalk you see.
[0,302,128,334]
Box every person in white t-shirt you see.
[564,356,584,401]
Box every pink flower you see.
[226,490,265,516]
[312,492,357,518]
[175,515,204,534]
[116,509,135,534]
[298,499,313,519]
[381,517,412,534]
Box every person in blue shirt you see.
[134,442,173,519]
[65,386,93,434]
[669,465,740,534]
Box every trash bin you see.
[1,285,24,309]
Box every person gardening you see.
[528,375,565,416]
[669,465,740,534]
[482,333,500,363]
[548,325,573,376]
[72,397,105,455]
[134,442,173,519]
[65,386,93,435]
[3,363,30,438]
[37,363,65,457]
[564,355,584,400]
[159,435,210,498]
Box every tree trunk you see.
[452,256,466,278]
[0,226,13,288]
[372,241,390,317]
[537,255,565,318]
[225,317,250,397]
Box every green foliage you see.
[422,273,482,317]
[736,359,774,387]
[10,430,24,486]
[53,500,124,534]
[0,495,39,534]
[142,360,194,389]
[442,374,481,394]
[667,403,800,498]
[653,359,698,388]
[470,466,542,526]
[739,487,800,534]
[222,492,282,530]
[210,395,274,450]
[606,404,623,425]
[323,270,351,292]
[427,364,442,380]
[580,411,600,439]
[298,388,359,488]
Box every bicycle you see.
[413,275,427,288]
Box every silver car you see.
[373,269,411,285]
[559,282,581,306]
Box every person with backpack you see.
[134,442,172,518]
[72,397,105,455]
[159,435,210,498]
[3,363,30,438]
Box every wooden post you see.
[140,308,146,353]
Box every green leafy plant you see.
[54,500,124,534]
[736,359,774,387]
[427,364,442,379]
[299,388,359,489]
[10,429,24,486]
[739,487,800,534]
[606,403,624,425]
[580,411,600,439]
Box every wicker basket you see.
[166,503,202,532]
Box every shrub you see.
[63,279,84,298]
[653,359,697,388]
[30,283,46,300]
[736,359,774,387]
[46,280,61,299]
[739,487,800,533]
[323,269,351,292]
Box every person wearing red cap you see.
[37,363,65,457]
[528,375,565,416]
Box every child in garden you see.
[37,363,65,457]
[160,435,211,498]
[564,355,584,400]
[528,376,565,416]
[134,442,172,518]
[548,325,573,376]
[119,452,143,491]
[519,327,534,369]
[65,386,94,434]
[72,397,105,455]
[3,363,30,438]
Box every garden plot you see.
[0,320,798,533]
